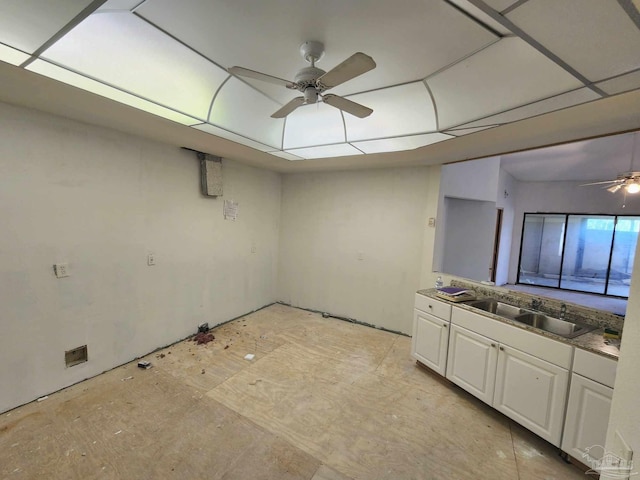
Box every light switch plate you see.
[147,253,156,266]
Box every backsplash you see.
[450,279,624,333]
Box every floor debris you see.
[224,345,229,349]
[121,376,134,382]
[36,396,48,402]
[114,430,122,435]
[244,353,255,361]
[248,379,262,386]
[201,369,205,374]
[138,361,152,369]
[156,353,166,359]
[193,332,215,345]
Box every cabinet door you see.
[494,345,569,447]
[561,373,613,464]
[411,309,449,376]
[446,324,498,404]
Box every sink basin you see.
[513,313,596,339]
[467,299,525,320]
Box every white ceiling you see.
[501,131,640,183]
[1,0,640,168]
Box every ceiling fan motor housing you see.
[294,66,326,92]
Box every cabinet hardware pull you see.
[443,324,448,328]
[491,343,496,348]
[499,346,504,351]
[428,305,433,308]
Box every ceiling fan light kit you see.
[581,134,640,195]
[228,41,376,119]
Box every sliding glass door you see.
[517,214,638,298]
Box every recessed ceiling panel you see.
[507,0,640,81]
[483,0,520,12]
[27,59,200,126]
[597,71,640,96]
[0,0,97,53]
[445,126,498,136]
[344,82,437,142]
[193,123,274,152]
[209,77,284,149]
[136,0,497,102]
[0,43,30,66]
[42,12,228,120]
[351,133,452,154]
[447,0,512,35]
[427,37,583,129]
[97,0,142,11]
[267,151,304,161]
[285,143,362,160]
[282,102,345,150]
[455,87,601,129]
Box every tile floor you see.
[0,304,589,479]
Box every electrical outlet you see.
[54,263,69,278]
[428,217,436,227]
[147,253,156,266]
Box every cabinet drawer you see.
[573,349,617,388]
[415,294,451,321]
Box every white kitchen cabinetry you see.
[446,324,498,404]
[411,295,451,376]
[494,344,568,445]
[562,349,617,464]
[446,306,573,446]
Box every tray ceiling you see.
[1,0,640,162]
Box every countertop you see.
[417,289,620,360]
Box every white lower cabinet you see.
[412,297,617,452]
[494,345,568,446]
[446,324,498,404]
[412,310,450,376]
[561,348,617,465]
[561,373,613,464]
[445,321,569,446]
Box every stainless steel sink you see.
[513,312,596,339]
[467,299,525,320]
[467,298,596,339]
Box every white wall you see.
[277,167,437,334]
[439,156,501,202]
[441,198,496,281]
[603,244,640,479]
[0,102,281,413]
[433,156,501,275]
[495,168,517,285]
[508,181,640,283]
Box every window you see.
[517,213,639,298]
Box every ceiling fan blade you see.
[323,94,373,118]
[228,66,296,89]
[271,97,305,118]
[607,184,623,193]
[317,52,376,89]
[579,180,621,186]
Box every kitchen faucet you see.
[531,298,542,310]
[560,303,567,320]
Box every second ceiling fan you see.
[228,41,376,119]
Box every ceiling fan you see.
[228,41,376,119]
[580,133,640,194]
